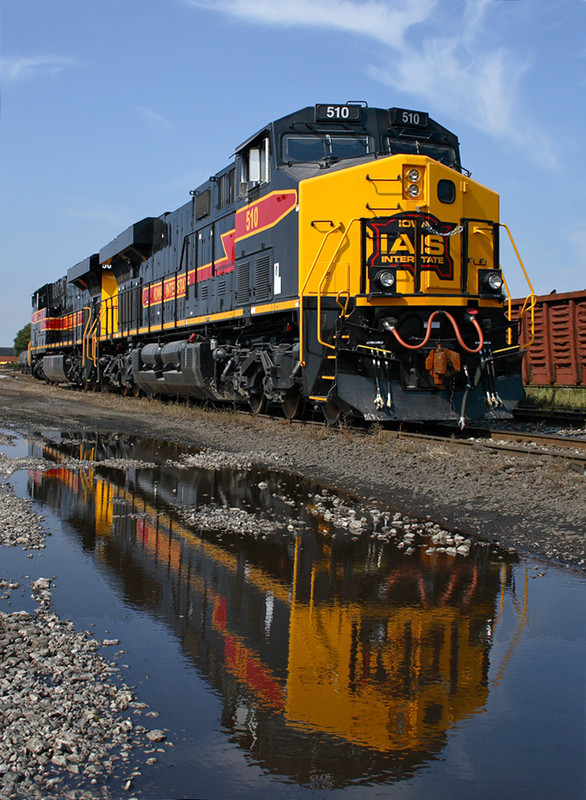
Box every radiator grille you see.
[236,261,250,304]
[254,254,271,301]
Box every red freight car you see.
[511,290,586,387]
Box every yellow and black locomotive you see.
[29,103,534,424]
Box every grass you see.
[522,386,586,411]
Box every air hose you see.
[390,310,484,354]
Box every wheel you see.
[322,400,341,426]
[282,388,305,420]
[249,391,267,415]
[132,384,141,398]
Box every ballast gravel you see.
[0,448,169,798]
[0,579,169,799]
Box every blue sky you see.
[1,0,585,345]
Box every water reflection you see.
[25,431,523,788]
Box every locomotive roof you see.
[235,104,460,159]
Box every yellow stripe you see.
[355,296,502,308]
[251,299,299,315]
[128,307,247,337]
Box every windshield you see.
[386,137,458,169]
[282,133,372,163]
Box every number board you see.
[389,107,429,129]
[315,104,362,123]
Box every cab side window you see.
[239,137,270,197]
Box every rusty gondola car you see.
[29,103,534,424]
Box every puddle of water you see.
[1,429,585,799]
[0,427,33,458]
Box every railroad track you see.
[513,405,586,425]
[261,407,586,465]
[376,426,586,466]
[55,383,586,466]
[252,406,586,465]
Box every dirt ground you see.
[1,373,585,569]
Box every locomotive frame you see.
[29,103,535,425]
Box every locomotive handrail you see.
[365,203,402,212]
[365,174,401,183]
[81,306,93,369]
[83,311,101,367]
[516,292,537,349]
[500,223,536,349]
[87,301,113,367]
[314,218,362,357]
[299,221,343,365]
[335,290,350,317]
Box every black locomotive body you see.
[29,103,533,424]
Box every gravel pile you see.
[0,450,170,797]
[0,483,46,550]
[171,448,254,471]
[0,580,168,800]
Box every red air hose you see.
[390,310,484,354]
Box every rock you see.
[31,578,51,592]
[146,730,166,743]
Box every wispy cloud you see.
[0,55,76,83]
[184,0,435,48]
[139,107,176,133]
[182,0,555,167]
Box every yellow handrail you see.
[500,223,536,349]
[300,218,361,365]
[87,304,107,366]
[316,218,361,351]
[81,306,93,368]
[299,222,343,365]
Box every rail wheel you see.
[282,388,305,420]
[249,391,267,415]
[322,400,341,426]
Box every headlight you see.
[407,168,420,182]
[377,270,395,289]
[486,272,503,290]
[407,184,420,197]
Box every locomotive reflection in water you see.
[26,432,522,786]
